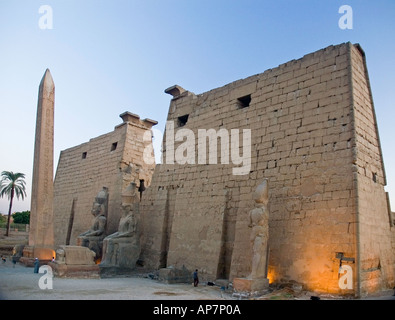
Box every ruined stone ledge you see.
[99,265,137,278]
[158,266,192,284]
[233,277,270,295]
[48,262,100,279]
[19,257,51,267]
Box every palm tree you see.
[0,171,27,236]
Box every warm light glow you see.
[33,248,56,261]
[267,266,277,284]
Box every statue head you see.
[90,187,108,217]
[91,202,105,217]
[95,186,109,205]
[120,204,133,216]
[252,179,268,205]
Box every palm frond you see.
[0,171,27,200]
[14,186,27,200]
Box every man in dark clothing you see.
[193,269,199,287]
[34,258,40,273]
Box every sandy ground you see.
[1,259,394,301]
[0,232,394,301]
[0,260,231,300]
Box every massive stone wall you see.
[350,45,395,295]
[50,42,393,296]
[140,42,394,295]
[53,113,156,247]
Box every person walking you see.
[193,269,199,287]
[34,258,40,273]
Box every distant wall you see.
[53,114,156,247]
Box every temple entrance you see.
[216,190,236,280]
[159,186,176,268]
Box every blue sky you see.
[0,0,394,213]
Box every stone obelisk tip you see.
[40,68,54,91]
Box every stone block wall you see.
[350,45,395,295]
[50,42,393,296]
[53,113,156,247]
[139,42,394,295]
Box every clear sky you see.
[0,0,394,214]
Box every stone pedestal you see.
[49,262,100,278]
[19,245,55,266]
[49,246,99,278]
[99,239,140,277]
[100,241,139,275]
[233,277,269,294]
[100,239,140,268]
[56,245,96,265]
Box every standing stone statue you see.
[233,179,270,294]
[248,179,269,279]
[100,182,141,270]
[77,187,108,261]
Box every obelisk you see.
[21,69,55,264]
